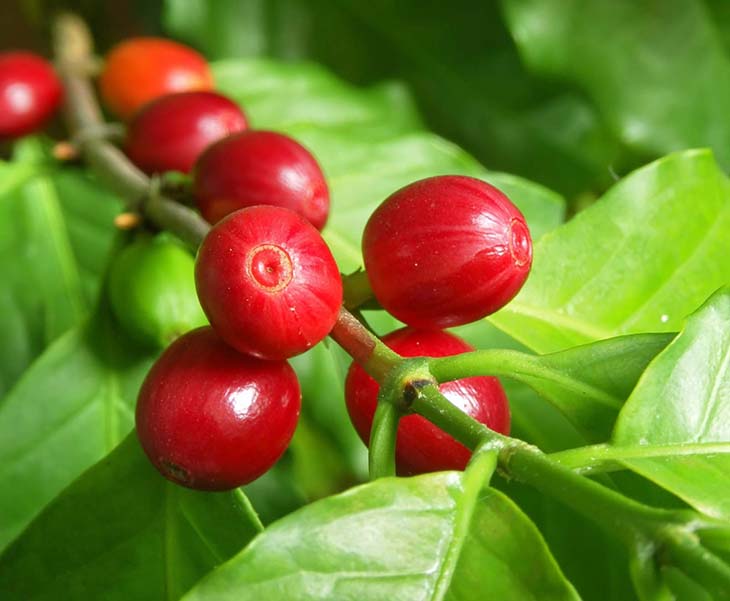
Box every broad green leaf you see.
[214,59,565,272]
[183,463,579,600]
[440,323,674,444]
[506,334,674,442]
[503,0,730,170]
[0,138,122,395]
[167,0,620,198]
[0,435,261,601]
[213,58,421,138]
[51,168,127,300]
[501,478,638,601]
[0,307,156,551]
[613,288,730,521]
[491,150,730,353]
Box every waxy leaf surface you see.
[0,435,262,600]
[613,288,730,520]
[184,460,579,601]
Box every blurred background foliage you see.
[9,0,730,211]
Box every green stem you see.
[409,383,508,451]
[53,13,211,250]
[429,349,620,409]
[504,446,667,544]
[663,531,730,600]
[550,442,730,475]
[328,307,400,381]
[368,401,399,479]
[409,383,667,544]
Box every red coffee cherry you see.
[125,91,247,174]
[0,52,62,139]
[99,37,213,120]
[193,130,330,230]
[362,175,532,328]
[136,326,301,491]
[195,205,343,360]
[345,327,510,475]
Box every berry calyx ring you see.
[195,205,343,360]
[245,244,294,293]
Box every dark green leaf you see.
[438,324,673,444]
[0,307,155,551]
[213,58,421,138]
[166,0,620,198]
[500,478,638,601]
[183,462,579,600]
[510,333,674,442]
[491,150,730,353]
[612,288,730,520]
[503,0,730,170]
[0,435,261,601]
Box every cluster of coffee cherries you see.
[139,173,532,490]
[87,37,338,490]
[137,172,530,490]
[0,38,533,491]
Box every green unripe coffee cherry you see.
[109,234,207,347]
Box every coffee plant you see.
[0,3,729,600]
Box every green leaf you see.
[436,325,674,444]
[166,0,620,198]
[0,307,156,551]
[491,150,730,353]
[503,0,730,170]
[0,435,262,601]
[501,478,638,601]
[0,138,122,395]
[509,334,675,442]
[183,462,579,600]
[213,58,421,137]
[612,288,730,521]
[214,59,565,273]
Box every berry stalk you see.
[52,13,210,249]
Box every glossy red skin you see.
[125,91,247,174]
[195,205,343,360]
[0,52,62,139]
[136,327,301,491]
[193,130,330,230]
[345,328,510,475]
[362,175,532,328]
[100,38,213,120]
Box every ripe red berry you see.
[195,205,343,360]
[0,52,62,139]
[345,327,510,475]
[193,130,330,229]
[125,91,247,174]
[99,37,213,120]
[136,326,301,491]
[362,175,532,328]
